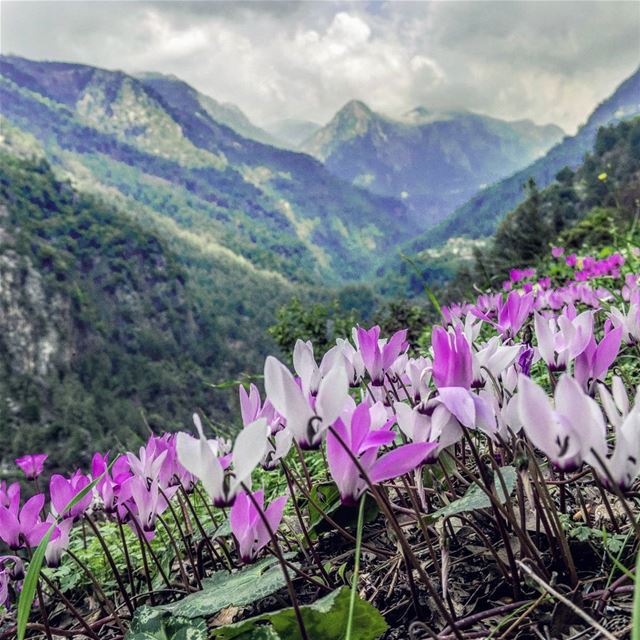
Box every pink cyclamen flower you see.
[230,489,287,563]
[0,494,52,550]
[551,246,565,258]
[327,403,436,505]
[50,471,92,521]
[574,326,623,391]
[517,374,606,472]
[239,383,277,428]
[92,452,131,514]
[355,326,408,386]
[15,454,47,480]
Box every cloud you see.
[1,1,638,132]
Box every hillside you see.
[0,150,271,471]
[301,100,563,226]
[382,116,640,299]
[404,66,640,252]
[0,55,409,283]
[136,72,278,146]
[466,116,640,288]
[265,118,322,149]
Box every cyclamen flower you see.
[50,471,92,521]
[355,326,408,386]
[471,337,523,388]
[0,482,19,510]
[239,383,277,428]
[608,304,640,345]
[534,309,593,372]
[91,452,132,514]
[293,339,323,397]
[177,414,268,507]
[327,403,436,505]
[517,374,606,471]
[394,401,462,459]
[574,326,623,391]
[45,518,74,568]
[118,476,177,538]
[0,494,52,550]
[15,454,47,479]
[432,325,473,389]
[597,378,640,489]
[264,355,348,449]
[323,338,365,387]
[431,325,495,432]
[230,490,287,563]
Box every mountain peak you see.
[335,99,374,122]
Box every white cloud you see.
[1,1,638,133]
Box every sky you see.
[1,1,639,134]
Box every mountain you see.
[265,118,322,149]
[0,55,409,286]
[381,115,640,298]
[300,99,564,226]
[136,72,279,146]
[406,66,640,252]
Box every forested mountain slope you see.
[301,100,563,226]
[0,55,408,283]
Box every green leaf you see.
[632,545,640,640]
[126,606,207,640]
[154,556,291,619]
[17,465,112,640]
[213,587,387,640]
[427,466,517,522]
[307,482,378,536]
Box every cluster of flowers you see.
[1,249,639,615]
[504,248,629,292]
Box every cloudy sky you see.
[2,1,639,133]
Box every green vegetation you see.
[0,153,242,472]
[464,117,640,290]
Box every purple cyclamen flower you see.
[574,326,623,391]
[230,490,287,563]
[355,326,408,386]
[327,403,436,505]
[0,494,52,550]
[551,246,565,258]
[15,454,47,480]
[50,471,92,521]
[432,325,473,389]
[91,453,131,514]
[239,383,277,428]
[0,482,20,510]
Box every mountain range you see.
[300,100,564,226]
[402,65,640,255]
